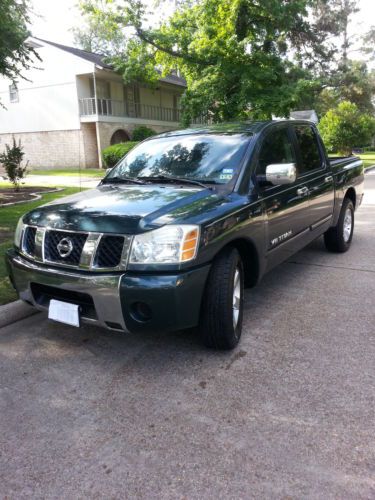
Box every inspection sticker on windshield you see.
[48,299,80,327]
[220,168,234,180]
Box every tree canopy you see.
[0,0,36,85]
[77,0,375,123]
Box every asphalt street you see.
[1,173,375,499]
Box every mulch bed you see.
[0,186,58,206]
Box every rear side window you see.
[257,128,296,175]
[294,126,323,174]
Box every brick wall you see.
[0,126,99,169]
[0,121,176,170]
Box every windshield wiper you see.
[137,175,212,190]
[102,176,146,185]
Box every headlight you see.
[129,225,200,264]
[14,218,25,248]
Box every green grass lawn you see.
[29,168,105,178]
[0,186,84,305]
[358,153,375,170]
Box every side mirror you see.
[265,163,296,186]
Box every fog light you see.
[130,302,152,322]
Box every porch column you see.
[95,122,103,169]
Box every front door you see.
[255,125,311,268]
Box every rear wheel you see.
[200,247,244,350]
[324,197,354,253]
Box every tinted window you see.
[257,128,296,175]
[107,134,251,184]
[294,126,323,174]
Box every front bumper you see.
[6,250,210,333]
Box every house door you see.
[124,85,140,117]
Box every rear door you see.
[255,125,310,265]
[291,124,335,228]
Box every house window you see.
[9,83,19,103]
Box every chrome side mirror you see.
[265,163,296,185]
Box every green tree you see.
[79,0,340,124]
[0,137,28,190]
[319,101,375,155]
[0,0,36,88]
[292,1,375,116]
[312,62,375,117]
[71,10,125,56]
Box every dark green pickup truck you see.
[6,120,364,349]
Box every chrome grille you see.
[95,235,124,268]
[20,226,131,271]
[44,230,88,265]
[23,227,37,256]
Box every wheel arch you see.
[344,187,357,209]
[213,237,261,288]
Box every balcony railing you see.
[79,97,205,124]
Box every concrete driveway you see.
[1,174,375,499]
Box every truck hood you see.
[23,184,227,233]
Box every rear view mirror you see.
[265,163,296,185]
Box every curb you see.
[0,187,62,207]
[365,165,375,173]
[0,300,39,329]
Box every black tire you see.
[200,247,244,350]
[324,198,354,253]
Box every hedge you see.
[102,141,139,168]
[132,126,156,141]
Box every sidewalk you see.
[0,171,100,189]
[23,175,100,189]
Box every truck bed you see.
[328,156,361,169]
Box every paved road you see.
[1,174,375,499]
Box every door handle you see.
[325,176,333,183]
[297,186,309,197]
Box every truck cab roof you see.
[155,119,317,139]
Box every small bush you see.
[132,126,156,142]
[0,137,28,190]
[102,141,139,168]
[319,101,375,156]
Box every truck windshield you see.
[105,133,251,185]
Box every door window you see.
[294,126,323,174]
[257,128,296,176]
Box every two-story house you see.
[0,37,189,168]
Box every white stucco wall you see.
[0,41,95,134]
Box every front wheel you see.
[200,247,244,350]
[324,198,354,253]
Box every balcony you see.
[79,98,205,124]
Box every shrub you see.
[319,101,375,156]
[0,137,28,190]
[132,126,156,141]
[102,141,139,168]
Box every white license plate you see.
[48,299,80,327]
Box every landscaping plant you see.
[319,101,375,156]
[132,126,156,141]
[0,137,28,190]
[102,141,139,168]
